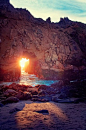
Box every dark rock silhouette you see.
[46,17,51,23]
[0,0,86,81]
[0,0,9,4]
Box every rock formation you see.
[0,0,86,81]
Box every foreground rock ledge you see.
[0,79,86,105]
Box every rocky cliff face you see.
[0,0,86,81]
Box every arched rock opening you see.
[19,51,42,78]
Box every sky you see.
[10,0,86,23]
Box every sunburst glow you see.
[20,58,29,68]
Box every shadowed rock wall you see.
[0,0,86,81]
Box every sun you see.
[20,58,29,69]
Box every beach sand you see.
[0,101,86,130]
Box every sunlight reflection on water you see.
[0,70,58,87]
[18,70,59,86]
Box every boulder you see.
[27,87,38,95]
[8,83,17,90]
[31,95,39,101]
[32,95,39,98]
[51,80,64,89]
[4,89,18,97]
[38,85,49,91]
[38,90,47,96]
[16,91,24,100]
[16,91,32,100]
[52,95,60,102]
[2,96,19,104]
[23,91,32,100]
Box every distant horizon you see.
[10,0,86,24]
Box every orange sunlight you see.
[20,58,29,69]
[15,102,68,129]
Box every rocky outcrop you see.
[0,79,86,105]
[0,0,9,5]
[0,0,86,81]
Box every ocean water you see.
[0,70,58,87]
[18,70,59,86]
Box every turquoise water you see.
[18,70,58,86]
[0,70,58,87]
